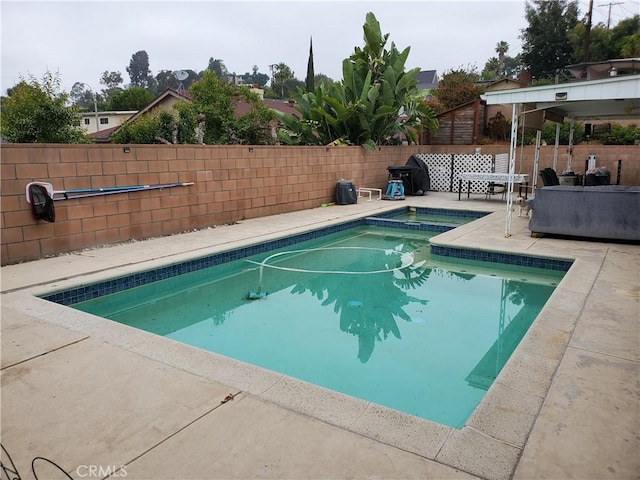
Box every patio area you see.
[1,192,638,480]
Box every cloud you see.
[1,0,529,94]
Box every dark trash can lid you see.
[388,166,412,172]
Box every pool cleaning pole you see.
[53,182,194,200]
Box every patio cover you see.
[481,74,640,236]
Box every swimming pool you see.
[44,208,570,429]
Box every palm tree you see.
[273,63,294,99]
[495,41,509,77]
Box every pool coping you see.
[1,199,600,480]
[36,207,569,306]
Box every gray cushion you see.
[529,186,640,241]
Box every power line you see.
[596,1,624,29]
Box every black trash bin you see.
[335,180,357,205]
[404,155,430,195]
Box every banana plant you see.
[275,12,437,149]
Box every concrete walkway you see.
[2,192,638,480]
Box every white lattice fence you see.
[453,154,493,193]
[494,153,509,173]
[415,153,453,191]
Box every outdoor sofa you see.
[528,185,640,242]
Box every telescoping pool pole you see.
[26,181,194,202]
[58,185,153,194]
[56,182,194,200]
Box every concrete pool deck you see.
[1,192,638,480]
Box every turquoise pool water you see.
[385,210,486,226]
[71,225,563,428]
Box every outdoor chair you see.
[485,182,506,200]
[540,168,560,186]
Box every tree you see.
[99,70,124,106]
[305,38,315,92]
[521,0,580,79]
[127,50,154,89]
[188,70,235,144]
[110,69,276,145]
[100,71,123,89]
[495,41,509,74]
[430,67,485,113]
[0,71,88,143]
[482,53,524,81]
[272,62,295,99]
[155,70,179,94]
[110,87,154,111]
[111,109,176,144]
[481,57,502,81]
[612,15,640,57]
[503,55,525,78]
[568,22,611,63]
[228,87,276,145]
[243,65,270,88]
[205,58,229,82]
[69,82,109,111]
[273,63,294,84]
[314,73,335,87]
[189,70,275,145]
[275,12,437,149]
[69,82,96,110]
[569,14,640,63]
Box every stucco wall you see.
[1,143,638,265]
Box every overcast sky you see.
[1,0,636,95]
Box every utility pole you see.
[94,92,100,134]
[85,83,100,134]
[584,0,594,62]
[597,1,623,29]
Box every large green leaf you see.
[324,96,349,121]
[273,12,435,149]
[359,70,372,103]
[392,46,411,73]
[342,60,356,95]
[362,139,377,151]
[362,13,383,58]
[395,71,418,96]
[381,70,396,106]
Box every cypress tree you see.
[305,37,315,92]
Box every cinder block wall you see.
[1,143,638,265]
[1,144,422,265]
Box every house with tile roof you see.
[94,87,301,143]
[119,89,192,128]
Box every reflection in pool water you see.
[72,227,562,428]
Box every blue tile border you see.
[41,208,571,306]
[376,207,490,220]
[364,217,455,233]
[430,245,573,271]
[42,219,362,306]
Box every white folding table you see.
[458,173,530,201]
